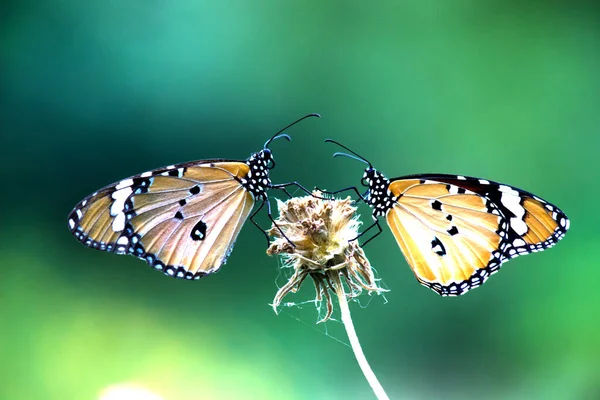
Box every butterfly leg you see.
[351,219,382,247]
[249,200,271,247]
[249,198,297,248]
[265,197,297,248]
[271,181,317,198]
[315,186,368,203]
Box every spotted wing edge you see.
[389,173,570,296]
[67,158,249,280]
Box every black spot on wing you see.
[191,220,207,241]
[431,200,443,211]
[447,226,459,236]
[431,236,446,256]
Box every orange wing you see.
[68,161,255,279]
[386,175,569,295]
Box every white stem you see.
[334,277,390,400]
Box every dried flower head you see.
[267,192,391,399]
[267,192,386,322]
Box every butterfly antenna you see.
[324,139,373,168]
[264,113,321,148]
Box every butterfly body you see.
[361,168,569,295]
[68,153,273,279]
[68,114,322,280]
[326,139,570,296]
[363,169,395,217]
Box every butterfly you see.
[324,140,570,296]
[67,114,320,280]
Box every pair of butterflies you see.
[68,114,569,296]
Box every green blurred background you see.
[2,1,599,399]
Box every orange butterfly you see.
[325,140,570,296]
[67,114,319,279]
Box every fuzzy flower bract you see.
[267,192,386,322]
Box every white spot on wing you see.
[117,236,129,245]
[69,219,75,229]
[141,171,152,178]
[510,217,528,235]
[457,176,466,180]
[76,209,83,219]
[499,184,519,196]
[513,238,527,247]
[115,178,134,190]
[479,179,490,185]
[110,187,133,216]
[501,192,525,219]
[112,213,126,232]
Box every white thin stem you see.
[333,275,390,400]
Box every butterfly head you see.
[243,113,320,200]
[325,139,396,217]
[260,148,275,169]
[361,167,377,187]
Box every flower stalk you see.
[267,192,389,400]
[331,273,390,400]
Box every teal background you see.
[2,1,599,399]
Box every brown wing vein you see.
[183,185,245,220]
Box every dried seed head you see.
[267,192,386,322]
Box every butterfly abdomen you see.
[326,139,570,296]
[68,114,320,282]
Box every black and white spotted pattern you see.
[363,168,396,217]
[239,149,273,201]
[69,174,154,250]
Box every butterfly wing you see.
[68,161,255,279]
[385,174,569,296]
